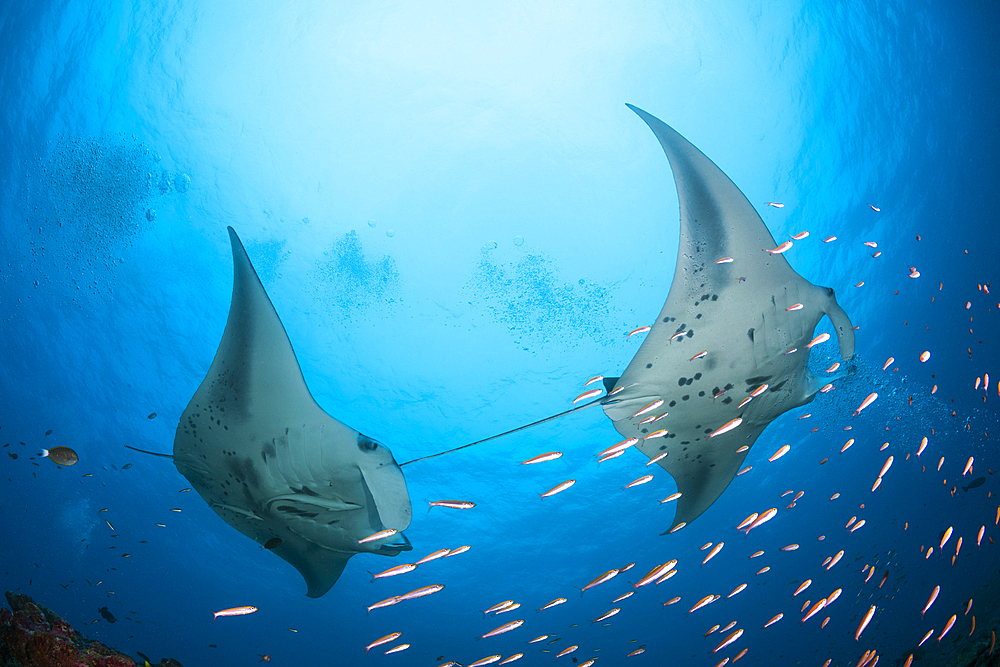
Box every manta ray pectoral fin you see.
[280,544,353,599]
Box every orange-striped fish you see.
[416,549,450,564]
[769,445,790,462]
[632,399,664,418]
[483,600,515,616]
[446,545,471,557]
[801,599,826,623]
[397,584,444,601]
[212,606,257,621]
[627,325,652,337]
[878,456,894,478]
[539,598,567,612]
[763,613,783,628]
[429,500,476,510]
[728,583,747,598]
[635,562,676,588]
[623,475,654,489]
[688,595,720,614]
[573,388,603,404]
[806,333,830,349]
[556,646,578,658]
[367,597,400,614]
[715,257,734,264]
[384,644,410,655]
[702,542,724,565]
[922,586,940,617]
[938,614,956,642]
[714,628,744,653]
[366,632,402,654]
[371,563,417,580]
[709,418,743,438]
[663,597,681,606]
[765,202,784,208]
[747,508,778,533]
[482,619,524,638]
[358,529,398,544]
[499,654,524,665]
[647,452,669,467]
[581,569,619,594]
[963,456,975,476]
[592,608,621,623]
[597,438,639,458]
[855,605,876,640]
[496,603,521,615]
[541,480,576,498]
[823,236,837,242]
[522,452,563,465]
[791,231,810,240]
[598,450,625,464]
[765,241,794,254]
[853,392,878,416]
[469,656,503,667]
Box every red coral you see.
[0,591,137,667]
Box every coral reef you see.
[0,591,136,667]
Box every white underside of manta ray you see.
[172,227,413,598]
[598,105,855,531]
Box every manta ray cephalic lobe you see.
[173,226,413,597]
[601,105,855,531]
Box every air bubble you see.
[386,229,395,238]
[513,235,524,246]
[367,219,376,228]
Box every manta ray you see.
[599,105,855,531]
[132,227,413,598]
[405,105,855,533]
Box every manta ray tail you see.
[124,444,174,459]
[399,377,620,466]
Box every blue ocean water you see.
[1,1,998,665]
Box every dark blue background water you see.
[2,1,998,665]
